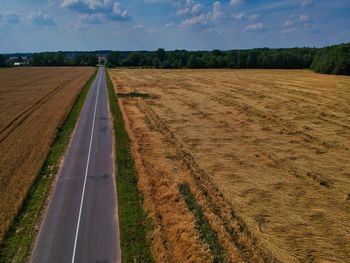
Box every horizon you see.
[1,0,350,53]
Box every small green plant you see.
[178,184,227,263]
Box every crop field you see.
[109,69,350,262]
[0,67,95,241]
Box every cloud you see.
[301,0,313,7]
[3,12,21,24]
[229,0,243,6]
[299,15,310,22]
[181,13,208,26]
[176,1,202,16]
[233,12,260,21]
[165,22,174,28]
[28,11,56,26]
[62,0,112,13]
[78,14,105,24]
[284,20,294,27]
[212,1,224,20]
[133,24,144,30]
[180,1,225,28]
[245,22,264,31]
[62,0,130,21]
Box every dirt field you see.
[0,67,95,241]
[110,69,350,262]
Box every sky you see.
[0,0,349,53]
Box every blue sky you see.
[0,0,349,53]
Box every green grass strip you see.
[178,184,227,263]
[0,68,97,263]
[105,69,154,263]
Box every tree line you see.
[311,43,350,75]
[31,52,98,66]
[107,48,317,70]
[1,43,349,75]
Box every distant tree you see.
[153,58,160,68]
[74,54,83,66]
[126,52,144,66]
[311,43,350,75]
[187,54,203,68]
[160,60,172,68]
[53,52,65,66]
[156,48,166,62]
[87,54,98,66]
[108,51,122,66]
[0,55,5,67]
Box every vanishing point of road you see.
[31,66,121,263]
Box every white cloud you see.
[284,20,294,27]
[191,3,202,13]
[78,13,105,24]
[181,13,208,26]
[165,22,174,28]
[299,15,310,22]
[112,2,128,18]
[177,7,189,16]
[233,12,260,21]
[176,1,202,16]
[133,24,144,29]
[28,11,56,26]
[229,0,243,6]
[62,0,130,21]
[245,22,264,31]
[301,0,313,7]
[212,1,224,20]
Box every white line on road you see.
[71,68,102,263]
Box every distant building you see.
[14,62,27,66]
[96,54,108,64]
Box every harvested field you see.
[109,69,350,262]
[0,67,95,241]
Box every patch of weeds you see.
[178,184,227,263]
[117,92,151,98]
[0,69,97,263]
[106,69,154,263]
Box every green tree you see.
[0,55,6,67]
[53,52,65,66]
[108,51,122,66]
[156,48,166,62]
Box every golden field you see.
[110,69,350,262]
[0,67,95,241]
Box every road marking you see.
[71,68,102,263]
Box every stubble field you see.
[110,69,350,262]
[0,67,95,241]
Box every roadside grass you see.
[178,184,227,263]
[106,69,154,263]
[0,69,97,263]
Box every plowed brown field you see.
[0,67,95,241]
[110,69,350,262]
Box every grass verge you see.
[178,184,227,263]
[0,68,97,263]
[106,69,154,262]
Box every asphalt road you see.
[31,66,120,263]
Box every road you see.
[31,66,120,263]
